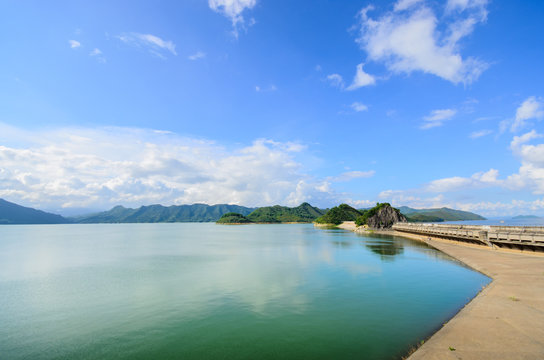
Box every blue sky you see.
[1,0,543,216]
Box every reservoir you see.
[0,223,490,359]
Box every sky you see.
[1,0,543,217]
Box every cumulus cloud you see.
[209,0,257,37]
[421,108,456,129]
[356,1,488,84]
[117,33,177,58]
[508,130,544,194]
[351,102,369,112]
[0,125,342,213]
[68,40,81,48]
[511,96,544,132]
[346,63,376,90]
[378,128,544,214]
[424,168,500,192]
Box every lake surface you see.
[0,224,490,359]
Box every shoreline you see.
[336,221,544,359]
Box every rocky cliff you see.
[359,203,407,229]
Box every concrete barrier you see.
[392,223,544,251]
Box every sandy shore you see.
[337,222,544,359]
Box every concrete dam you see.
[392,223,544,252]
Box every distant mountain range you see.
[511,215,542,220]
[74,204,255,223]
[246,203,326,223]
[398,206,486,222]
[0,198,69,224]
[0,198,486,225]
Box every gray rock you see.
[366,205,407,229]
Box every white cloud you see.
[68,40,81,49]
[421,108,456,129]
[511,96,544,132]
[346,63,376,90]
[445,0,488,18]
[326,74,344,88]
[356,2,488,84]
[89,48,102,56]
[188,51,206,60]
[351,102,369,112]
[469,129,492,139]
[209,0,257,37]
[0,125,343,213]
[117,33,177,57]
[424,169,500,193]
[255,84,277,92]
[394,0,424,12]
[88,48,106,63]
[509,130,544,194]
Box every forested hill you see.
[399,206,486,222]
[246,202,326,223]
[75,204,255,223]
[0,198,69,224]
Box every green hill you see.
[315,204,362,225]
[216,212,253,224]
[247,202,326,223]
[398,206,485,222]
[0,198,69,224]
[75,204,255,223]
[355,203,406,228]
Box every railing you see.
[392,223,544,249]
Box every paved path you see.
[404,235,544,360]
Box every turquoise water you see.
[0,224,490,359]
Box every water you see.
[0,224,490,359]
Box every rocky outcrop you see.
[365,204,407,229]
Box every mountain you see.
[512,215,542,220]
[315,204,362,225]
[398,206,485,222]
[0,198,69,224]
[246,202,326,223]
[75,204,255,223]
[216,213,253,224]
[355,203,406,229]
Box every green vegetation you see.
[354,203,406,228]
[216,212,253,224]
[398,206,485,222]
[75,204,255,223]
[314,204,362,225]
[356,203,392,226]
[0,198,69,224]
[405,213,445,223]
[247,202,325,223]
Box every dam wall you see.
[392,223,544,252]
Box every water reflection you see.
[0,223,491,360]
